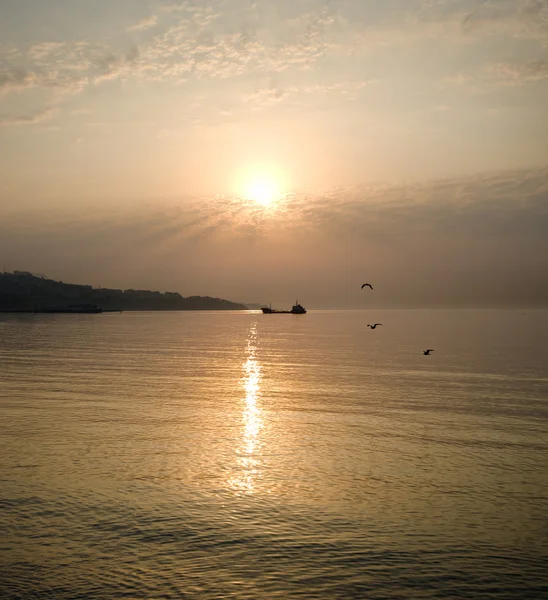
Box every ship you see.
[261,300,307,314]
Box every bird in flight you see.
[423,349,434,355]
[367,323,382,329]
[361,283,373,290]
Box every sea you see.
[0,309,547,599]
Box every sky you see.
[0,0,547,307]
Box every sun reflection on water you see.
[229,322,263,494]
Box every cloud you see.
[5,165,547,240]
[0,0,546,125]
[488,58,548,83]
[92,46,141,84]
[1,45,91,99]
[28,42,66,60]
[128,15,158,32]
[0,107,58,127]
[0,68,37,95]
[193,166,548,243]
[462,0,507,31]
[461,0,548,38]
[7,1,333,94]
[140,9,331,82]
[161,0,222,27]
[242,79,376,111]
[442,55,548,93]
[341,0,548,50]
[2,165,547,305]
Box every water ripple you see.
[1,310,547,598]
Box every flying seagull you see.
[367,323,383,329]
[361,283,373,290]
[423,349,434,355]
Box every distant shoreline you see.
[0,271,248,312]
[0,308,253,313]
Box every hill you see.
[0,271,247,312]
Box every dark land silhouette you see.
[0,271,247,312]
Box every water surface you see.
[1,310,547,598]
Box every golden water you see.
[1,310,547,598]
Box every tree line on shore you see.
[0,271,247,311]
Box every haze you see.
[1,0,547,308]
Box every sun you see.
[236,166,286,207]
[245,179,278,206]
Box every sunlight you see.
[228,322,264,495]
[245,179,278,206]
[235,165,286,207]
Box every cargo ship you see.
[261,301,306,314]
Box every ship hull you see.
[261,306,306,314]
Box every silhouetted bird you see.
[423,349,434,355]
[361,283,373,290]
[367,323,382,329]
